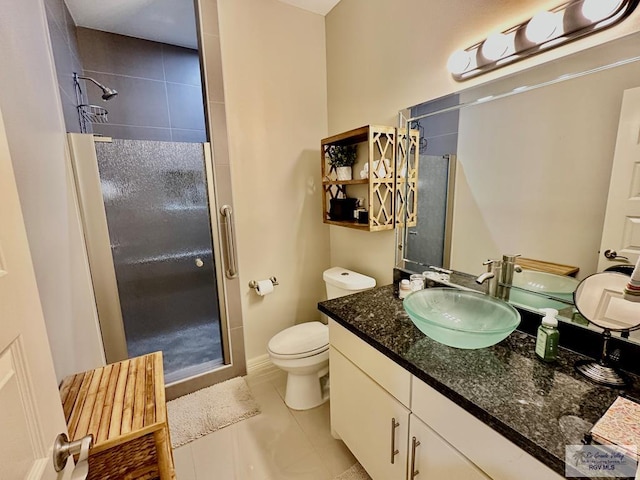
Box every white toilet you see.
[267,267,376,410]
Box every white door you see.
[0,107,72,478]
[598,86,640,272]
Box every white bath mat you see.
[333,463,372,480]
[167,377,260,448]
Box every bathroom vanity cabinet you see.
[329,320,562,480]
[321,125,418,231]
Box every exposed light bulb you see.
[525,11,564,43]
[481,33,512,61]
[447,50,471,74]
[582,0,623,22]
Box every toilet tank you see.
[323,267,376,299]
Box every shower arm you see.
[73,73,118,100]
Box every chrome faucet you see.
[476,259,502,298]
[476,254,522,300]
[500,254,522,301]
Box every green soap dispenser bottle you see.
[536,308,559,362]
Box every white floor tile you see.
[291,402,334,447]
[173,444,196,480]
[259,450,331,480]
[315,438,357,477]
[176,371,357,480]
[191,423,236,479]
[231,405,318,478]
[271,372,288,400]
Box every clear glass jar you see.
[409,274,425,292]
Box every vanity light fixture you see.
[525,11,564,43]
[448,0,638,80]
[582,0,625,22]
[481,32,514,61]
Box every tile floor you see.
[173,369,359,479]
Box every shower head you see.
[100,87,118,101]
[74,73,118,101]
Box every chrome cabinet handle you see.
[604,249,630,262]
[390,418,400,464]
[410,436,421,479]
[220,205,239,279]
[53,433,92,475]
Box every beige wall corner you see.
[218,0,330,362]
[325,0,640,283]
[0,0,105,380]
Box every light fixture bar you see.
[448,0,638,80]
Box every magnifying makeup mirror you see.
[573,272,640,387]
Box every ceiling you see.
[65,0,341,50]
[278,0,341,15]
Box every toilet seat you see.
[267,322,328,359]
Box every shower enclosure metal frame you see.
[67,133,235,399]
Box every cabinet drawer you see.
[412,377,563,480]
[329,319,411,407]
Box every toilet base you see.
[284,367,329,411]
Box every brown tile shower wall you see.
[76,28,206,142]
[44,0,86,133]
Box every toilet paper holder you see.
[249,277,279,290]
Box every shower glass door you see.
[94,139,223,384]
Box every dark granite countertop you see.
[318,284,640,478]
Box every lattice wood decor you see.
[368,127,396,230]
[320,125,418,231]
[396,128,419,227]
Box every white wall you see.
[218,0,330,362]
[325,0,640,285]
[0,0,105,380]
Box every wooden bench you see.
[59,352,175,480]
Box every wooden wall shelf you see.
[321,125,419,231]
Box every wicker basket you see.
[87,434,159,480]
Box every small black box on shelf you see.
[329,198,358,221]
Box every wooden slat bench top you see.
[59,352,175,479]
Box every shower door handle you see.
[220,205,239,279]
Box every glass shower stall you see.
[68,135,229,388]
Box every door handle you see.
[53,433,92,477]
[220,205,239,279]
[410,436,421,479]
[195,258,204,268]
[390,418,400,464]
[603,249,629,262]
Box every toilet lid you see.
[268,322,328,357]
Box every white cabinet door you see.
[330,346,409,480]
[0,107,72,478]
[408,414,490,480]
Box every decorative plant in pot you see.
[327,145,357,181]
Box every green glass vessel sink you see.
[513,270,579,298]
[403,288,521,349]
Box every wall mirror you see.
[397,30,640,338]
